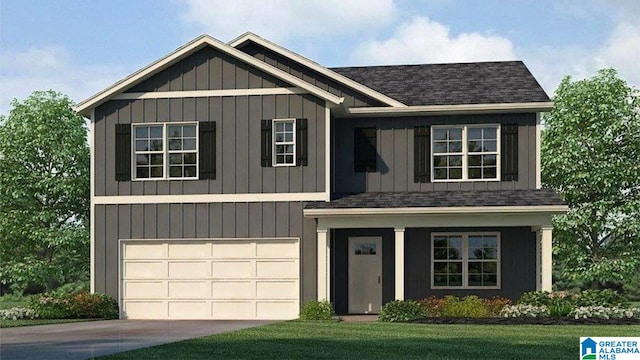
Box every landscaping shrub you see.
[418,296,446,317]
[0,307,37,320]
[571,306,640,320]
[378,300,426,322]
[499,304,550,318]
[30,291,118,319]
[483,296,512,316]
[517,291,553,306]
[547,298,574,317]
[574,289,626,307]
[439,296,489,318]
[299,300,333,320]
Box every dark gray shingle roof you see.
[305,189,564,209]
[330,61,550,106]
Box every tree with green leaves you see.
[542,69,640,290]
[0,91,90,292]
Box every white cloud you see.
[349,16,517,65]
[0,46,130,116]
[178,0,397,43]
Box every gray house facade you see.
[76,32,567,320]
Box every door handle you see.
[378,276,381,284]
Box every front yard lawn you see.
[102,321,639,359]
[0,319,90,328]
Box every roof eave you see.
[303,204,569,217]
[340,102,553,118]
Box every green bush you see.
[575,289,626,307]
[418,296,446,317]
[517,291,553,306]
[378,300,426,322]
[439,296,489,318]
[299,300,333,320]
[548,298,574,317]
[483,296,512,316]
[30,291,118,319]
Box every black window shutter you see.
[296,118,308,166]
[115,124,131,181]
[261,120,272,167]
[199,121,216,180]
[414,126,431,183]
[501,124,518,181]
[354,127,377,172]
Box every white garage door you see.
[120,238,299,320]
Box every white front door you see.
[348,236,382,314]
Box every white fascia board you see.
[94,192,327,205]
[111,87,307,100]
[304,205,569,217]
[74,35,343,117]
[342,102,554,117]
[229,32,406,108]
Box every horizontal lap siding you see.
[332,113,537,193]
[94,202,317,304]
[237,42,384,108]
[94,94,325,196]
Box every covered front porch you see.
[304,191,568,314]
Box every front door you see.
[348,236,382,314]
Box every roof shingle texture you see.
[305,189,565,209]
[330,61,550,106]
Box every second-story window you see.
[432,125,500,181]
[273,119,296,166]
[133,123,198,180]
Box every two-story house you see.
[75,32,567,320]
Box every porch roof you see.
[305,189,565,210]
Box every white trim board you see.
[341,102,554,117]
[229,32,406,108]
[89,110,95,293]
[94,192,327,204]
[112,87,307,100]
[304,205,569,217]
[74,35,343,117]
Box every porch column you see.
[394,227,405,300]
[540,226,553,292]
[317,229,330,301]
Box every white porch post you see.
[540,226,553,292]
[317,229,329,301]
[394,227,405,300]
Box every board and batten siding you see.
[94,94,326,196]
[332,113,537,193]
[94,202,318,304]
[237,42,384,108]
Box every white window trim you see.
[272,118,296,167]
[430,231,501,290]
[431,124,501,182]
[131,122,199,181]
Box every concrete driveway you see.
[0,319,271,360]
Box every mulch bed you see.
[411,317,640,325]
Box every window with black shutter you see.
[354,127,377,172]
[501,124,518,181]
[414,126,431,183]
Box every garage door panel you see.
[124,281,166,299]
[121,238,299,320]
[212,281,253,299]
[124,261,166,278]
[168,261,210,278]
[212,301,254,319]
[212,261,253,278]
[124,243,166,259]
[256,281,297,299]
[256,260,297,278]
[168,281,210,298]
[256,301,298,319]
[212,241,253,258]
[168,242,211,258]
[169,301,209,319]
[124,301,166,319]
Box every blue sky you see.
[1,0,639,114]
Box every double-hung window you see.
[432,232,500,289]
[133,123,198,180]
[432,125,499,181]
[273,119,296,166]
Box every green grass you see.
[0,319,89,328]
[101,321,639,360]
